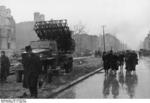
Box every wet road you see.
[56,57,150,98]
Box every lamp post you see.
[102,25,106,52]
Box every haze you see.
[1,0,150,49]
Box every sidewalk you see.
[42,68,103,98]
[0,57,102,98]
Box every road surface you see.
[56,57,150,99]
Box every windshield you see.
[30,40,57,52]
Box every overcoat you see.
[22,53,42,88]
[1,55,10,77]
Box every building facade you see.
[143,33,150,50]
[0,6,16,53]
[34,12,45,22]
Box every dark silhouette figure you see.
[102,51,109,74]
[110,52,119,74]
[125,51,138,72]
[0,51,10,82]
[22,46,42,98]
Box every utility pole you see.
[99,32,101,51]
[123,42,124,51]
[102,25,106,52]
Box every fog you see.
[1,0,150,49]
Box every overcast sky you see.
[1,0,150,49]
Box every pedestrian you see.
[102,51,109,74]
[111,52,119,74]
[0,51,10,82]
[125,51,131,72]
[130,51,138,71]
[21,46,42,98]
[107,50,113,71]
[125,51,138,72]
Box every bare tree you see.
[72,22,86,35]
[71,22,87,56]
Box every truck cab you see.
[16,19,75,83]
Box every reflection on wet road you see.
[56,57,150,98]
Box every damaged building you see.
[0,6,16,55]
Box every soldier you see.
[0,51,10,82]
[22,46,42,98]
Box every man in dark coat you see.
[0,51,10,82]
[102,51,109,74]
[125,51,131,71]
[130,51,138,71]
[22,46,42,98]
[111,52,119,73]
[107,50,114,71]
[125,51,138,72]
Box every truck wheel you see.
[16,70,23,82]
[47,70,53,83]
[65,61,73,73]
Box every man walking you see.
[0,51,10,82]
[22,46,42,98]
[102,51,109,74]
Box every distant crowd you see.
[102,50,138,74]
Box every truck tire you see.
[16,70,23,82]
[65,60,73,73]
[47,71,53,83]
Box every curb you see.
[47,67,104,98]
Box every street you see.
[56,57,150,99]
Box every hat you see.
[25,45,32,52]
